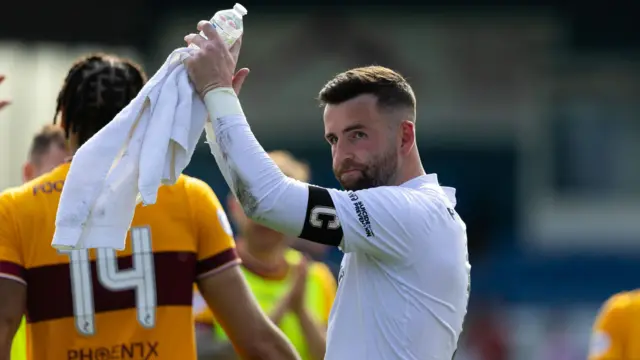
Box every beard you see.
[334,147,398,191]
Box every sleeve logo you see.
[589,331,611,357]
[348,192,374,237]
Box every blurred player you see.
[195,151,336,360]
[21,125,68,183]
[185,22,470,360]
[589,290,640,360]
[0,54,298,360]
[11,125,68,360]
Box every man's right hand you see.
[0,76,10,111]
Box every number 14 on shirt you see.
[58,226,157,336]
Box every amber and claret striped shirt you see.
[0,163,239,360]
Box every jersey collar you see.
[401,173,458,207]
[400,173,438,188]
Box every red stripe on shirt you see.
[0,260,26,284]
[196,248,240,278]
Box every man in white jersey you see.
[184,21,470,360]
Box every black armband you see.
[298,186,343,246]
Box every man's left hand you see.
[184,21,249,98]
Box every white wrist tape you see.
[203,87,244,119]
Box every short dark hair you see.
[318,66,416,120]
[53,53,147,146]
[28,125,66,163]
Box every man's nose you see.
[333,140,354,167]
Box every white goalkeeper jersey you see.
[202,89,471,360]
[321,175,470,360]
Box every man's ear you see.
[399,120,416,156]
[22,162,35,183]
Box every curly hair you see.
[53,53,147,146]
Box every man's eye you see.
[327,137,337,144]
[354,131,367,139]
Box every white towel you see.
[52,48,205,251]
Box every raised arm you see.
[203,90,423,261]
[184,21,423,260]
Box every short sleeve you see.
[185,178,241,279]
[0,191,25,285]
[309,262,337,325]
[589,292,631,360]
